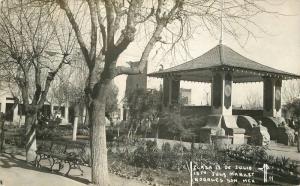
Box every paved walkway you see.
[0,150,147,186]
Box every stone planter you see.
[211,135,232,150]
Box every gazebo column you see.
[200,70,245,144]
[211,71,232,115]
[262,78,291,143]
[162,77,180,109]
[263,77,282,117]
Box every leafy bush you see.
[154,112,206,142]
[36,126,60,140]
[172,143,188,153]
[126,141,224,171]
[36,123,72,140]
[77,126,89,136]
[225,145,298,175]
[3,125,26,147]
[130,141,160,169]
[161,142,171,152]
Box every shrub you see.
[36,123,73,140]
[36,125,59,140]
[172,143,188,153]
[3,125,25,147]
[225,145,298,176]
[130,141,160,169]
[77,126,89,136]
[161,142,171,152]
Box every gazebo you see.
[148,44,300,145]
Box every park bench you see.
[35,140,88,176]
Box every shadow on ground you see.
[0,152,90,185]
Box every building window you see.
[18,104,26,116]
[41,105,51,119]
[60,107,65,117]
[5,103,14,121]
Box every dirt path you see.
[0,153,147,186]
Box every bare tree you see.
[27,0,276,185]
[49,51,87,140]
[282,80,300,104]
[0,0,74,162]
[245,92,262,109]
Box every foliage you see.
[126,89,162,137]
[130,140,160,169]
[123,140,227,172]
[156,111,198,141]
[283,98,300,122]
[0,0,75,160]
[77,125,90,136]
[108,140,300,186]
[7,0,284,184]
[127,89,162,121]
[282,80,300,104]
[36,122,72,140]
[245,92,262,109]
[225,145,299,175]
[108,141,300,185]
[3,125,25,147]
[161,142,171,152]
[0,1,74,109]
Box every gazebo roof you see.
[148,44,300,83]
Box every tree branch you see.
[115,23,164,76]
[37,54,69,108]
[114,0,142,54]
[87,0,98,63]
[95,0,107,53]
[31,58,42,105]
[104,0,116,50]
[56,0,91,68]
[115,0,184,76]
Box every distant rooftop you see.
[148,44,300,83]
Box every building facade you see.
[0,81,70,125]
[180,88,192,105]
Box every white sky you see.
[114,0,300,106]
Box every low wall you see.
[232,109,263,120]
[180,107,264,119]
[180,106,211,116]
[142,138,211,150]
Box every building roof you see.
[148,44,300,83]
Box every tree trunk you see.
[72,118,79,141]
[82,106,87,125]
[117,127,120,138]
[156,125,159,140]
[90,101,109,185]
[25,112,37,162]
[298,127,300,153]
[72,104,80,141]
[84,107,90,126]
[133,122,140,137]
[127,124,133,139]
[0,113,5,152]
